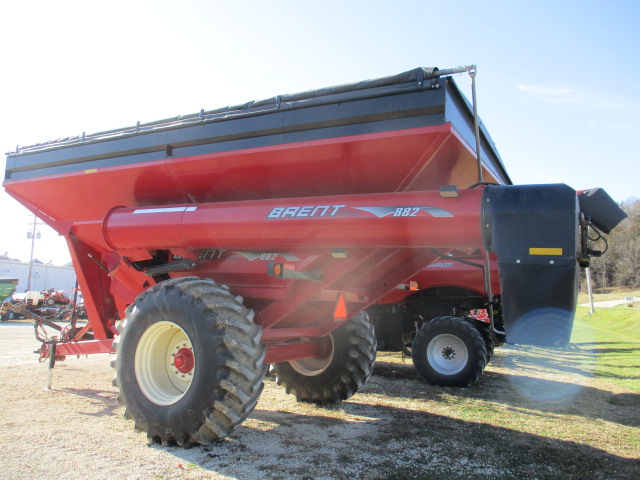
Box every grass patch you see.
[571,306,640,392]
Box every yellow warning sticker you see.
[529,248,563,256]
[84,168,98,174]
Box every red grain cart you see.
[3,66,624,446]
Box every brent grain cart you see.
[3,66,625,446]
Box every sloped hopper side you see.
[483,184,580,346]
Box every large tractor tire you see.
[272,312,376,404]
[412,316,487,388]
[112,277,266,446]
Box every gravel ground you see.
[0,321,638,480]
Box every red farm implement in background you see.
[3,65,625,446]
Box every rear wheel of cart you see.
[470,320,495,364]
[412,316,487,387]
[112,277,266,446]
[272,312,376,404]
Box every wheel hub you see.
[173,347,195,374]
[441,346,456,360]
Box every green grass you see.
[571,306,640,392]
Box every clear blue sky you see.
[1,0,638,265]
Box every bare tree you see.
[613,200,640,288]
[588,199,640,290]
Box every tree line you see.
[589,198,639,290]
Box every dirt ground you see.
[0,321,638,480]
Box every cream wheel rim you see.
[134,321,195,405]
[289,335,334,376]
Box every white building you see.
[0,260,77,294]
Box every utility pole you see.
[585,267,595,315]
[26,215,42,292]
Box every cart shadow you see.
[160,404,640,480]
[570,341,640,357]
